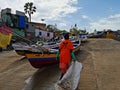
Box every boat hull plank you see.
[26,53,58,68]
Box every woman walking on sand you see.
[56,33,77,79]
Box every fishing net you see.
[55,61,82,90]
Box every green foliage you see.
[56,30,62,34]
[78,29,86,34]
[55,29,68,34]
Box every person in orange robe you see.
[58,33,74,79]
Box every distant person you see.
[56,33,77,80]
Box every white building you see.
[35,29,53,40]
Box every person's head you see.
[64,33,69,40]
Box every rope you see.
[13,32,44,54]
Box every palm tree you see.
[24,2,36,22]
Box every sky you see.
[0,0,120,33]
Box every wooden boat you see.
[12,42,31,56]
[25,39,81,68]
[12,41,57,56]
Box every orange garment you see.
[59,39,74,73]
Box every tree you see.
[78,29,86,34]
[24,2,36,22]
[46,24,58,32]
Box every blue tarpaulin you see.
[19,16,25,28]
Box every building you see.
[0,8,54,43]
[0,8,28,43]
[31,22,46,30]
[1,8,27,29]
[35,29,53,41]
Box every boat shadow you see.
[23,64,61,90]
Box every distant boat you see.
[79,34,88,42]
[88,31,106,38]
[25,39,81,68]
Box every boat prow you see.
[25,39,81,68]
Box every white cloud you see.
[109,14,120,19]
[90,14,120,31]
[0,0,31,13]
[81,15,92,22]
[33,0,81,22]
[58,22,67,27]
[0,0,80,23]
[81,15,89,19]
